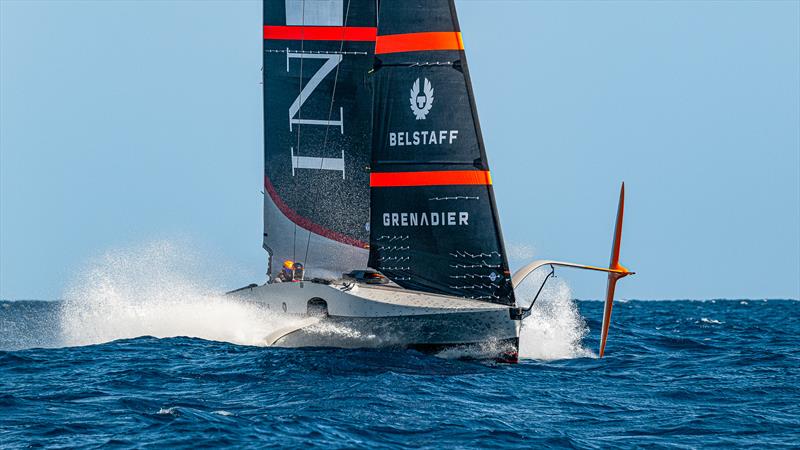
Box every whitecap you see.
[700,318,722,324]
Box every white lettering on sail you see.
[286,52,344,133]
[388,130,459,147]
[290,147,345,179]
[382,212,469,227]
[286,52,346,177]
[285,0,343,26]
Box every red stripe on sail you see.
[375,32,464,54]
[264,176,369,249]
[263,25,377,42]
[370,171,492,187]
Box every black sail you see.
[368,0,515,305]
[262,0,377,279]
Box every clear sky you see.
[1,1,798,300]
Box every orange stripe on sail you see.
[370,170,491,187]
[263,25,377,42]
[375,32,464,54]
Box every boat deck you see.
[342,282,510,312]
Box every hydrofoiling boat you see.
[230,0,633,361]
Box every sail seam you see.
[265,49,368,56]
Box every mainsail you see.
[367,0,515,305]
[262,0,377,279]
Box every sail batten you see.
[367,0,515,305]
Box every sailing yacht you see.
[231,0,633,361]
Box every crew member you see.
[291,262,304,281]
[275,260,294,282]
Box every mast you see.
[367,0,515,305]
[262,0,378,280]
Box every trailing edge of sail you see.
[368,0,515,305]
[262,0,377,279]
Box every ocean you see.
[1,295,797,448]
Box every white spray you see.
[59,240,300,347]
[513,262,596,360]
[60,240,596,359]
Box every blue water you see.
[1,299,798,448]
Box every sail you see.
[367,0,515,305]
[262,0,377,279]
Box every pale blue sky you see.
[1,1,798,300]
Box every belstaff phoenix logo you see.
[410,78,434,120]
